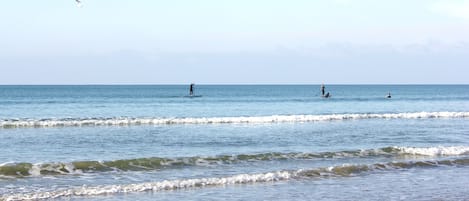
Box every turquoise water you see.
[1,85,468,200]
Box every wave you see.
[1,112,468,128]
[398,146,469,156]
[2,157,469,200]
[1,146,468,177]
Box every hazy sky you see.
[1,0,468,84]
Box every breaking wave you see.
[1,146,468,177]
[2,158,469,200]
[1,112,468,128]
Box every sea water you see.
[0,85,468,200]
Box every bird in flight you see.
[76,0,83,7]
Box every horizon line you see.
[0,83,468,86]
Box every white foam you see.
[1,112,468,128]
[1,171,297,200]
[28,164,41,177]
[3,157,468,200]
[397,146,469,156]
[0,162,16,166]
[26,163,83,177]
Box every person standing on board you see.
[321,84,325,97]
[189,83,195,96]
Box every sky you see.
[0,0,468,84]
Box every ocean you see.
[0,85,468,200]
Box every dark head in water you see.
[324,92,331,98]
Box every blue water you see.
[0,85,468,200]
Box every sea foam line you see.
[1,146,468,177]
[397,146,469,156]
[1,112,469,128]
[2,158,469,201]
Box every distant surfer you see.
[189,83,194,96]
[386,92,391,99]
[321,84,330,98]
[321,84,325,96]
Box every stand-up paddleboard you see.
[184,95,203,98]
